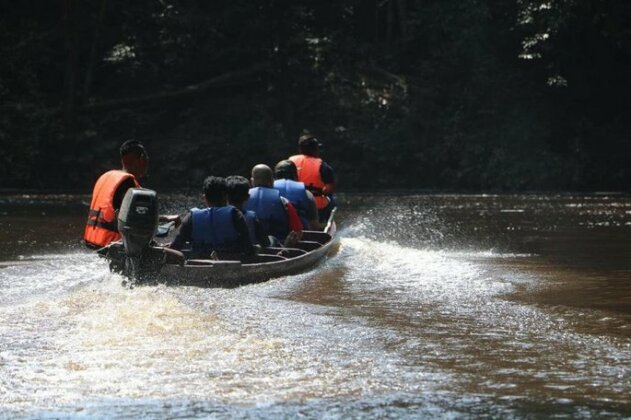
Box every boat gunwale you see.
[181,227,336,269]
[153,222,338,287]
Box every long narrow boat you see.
[155,224,337,288]
[100,188,338,288]
[103,224,337,288]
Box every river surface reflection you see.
[0,193,630,417]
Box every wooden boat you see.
[102,220,338,288]
[155,223,337,288]
[100,188,338,288]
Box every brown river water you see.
[0,193,630,418]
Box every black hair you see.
[225,175,250,203]
[119,139,147,158]
[202,176,227,204]
[298,133,319,155]
[274,160,298,180]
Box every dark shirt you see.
[169,207,254,255]
[304,190,318,222]
[319,161,335,185]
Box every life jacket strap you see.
[86,208,118,232]
[306,186,325,196]
[86,218,119,232]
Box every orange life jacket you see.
[289,154,330,209]
[84,170,139,248]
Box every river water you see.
[1,193,630,418]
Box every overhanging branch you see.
[82,62,269,112]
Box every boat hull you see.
[106,223,338,288]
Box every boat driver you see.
[84,139,179,249]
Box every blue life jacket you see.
[244,210,258,244]
[191,206,239,256]
[273,179,310,228]
[245,187,289,240]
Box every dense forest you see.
[0,1,629,191]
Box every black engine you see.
[106,188,161,284]
[118,188,159,256]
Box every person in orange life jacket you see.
[225,175,271,247]
[84,140,180,249]
[168,176,254,258]
[288,133,336,222]
[273,160,320,230]
[245,164,302,247]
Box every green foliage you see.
[0,0,629,191]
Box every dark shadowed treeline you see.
[0,0,629,191]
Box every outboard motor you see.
[117,188,159,282]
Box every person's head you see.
[120,139,149,179]
[298,132,322,157]
[202,176,227,206]
[225,175,250,209]
[250,164,274,187]
[274,160,298,181]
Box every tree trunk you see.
[62,0,79,138]
[386,0,394,45]
[375,0,380,42]
[397,0,408,40]
[83,0,107,103]
[82,63,268,112]
[272,0,295,143]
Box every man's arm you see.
[231,208,255,255]
[159,214,182,226]
[168,212,192,250]
[304,190,321,230]
[113,178,181,226]
[320,162,336,194]
[112,178,137,210]
[254,218,271,247]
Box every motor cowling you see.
[117,188,158,257]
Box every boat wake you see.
[1,217,631,417]
[0,252,114,308]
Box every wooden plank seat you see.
[293,241,322,252]
[300,231,332,244]
[258,247,307,259]
[185,259,242,266]
[242,254,288,264]
[186,254,288,265]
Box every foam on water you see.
[0,252,108,307]
[1,212,630,416]
[326,235,631,406]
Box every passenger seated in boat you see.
[273,160,320,230]
[225,175,271,247]
[245,164,303,247]
[168,176,254,259]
